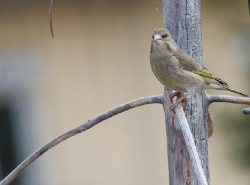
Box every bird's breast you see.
[150,57,205,93]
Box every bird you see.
[150,28,248,109]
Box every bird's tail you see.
[225,87,248,97]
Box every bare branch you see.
[243,107,250,114]
[49,0,55,37]
[207,94,250,105]
[0,95,163,185]
[174,101,208,185]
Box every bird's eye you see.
[152,35,154,39]
[162,34,168,39]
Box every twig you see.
[243,107,250,115]
[207,139,221,148]
[207,94,250,105]
[0,95,163,185]
[174,101,208,185]
[49,0,55,37]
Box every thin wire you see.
[208,139,221,148]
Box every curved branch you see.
[0,95,163,185]
[207,94,250,105]
[173,99,208,185]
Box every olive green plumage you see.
[150,28,247,97]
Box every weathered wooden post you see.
[162,0,210,184]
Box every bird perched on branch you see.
[150,28,248,109]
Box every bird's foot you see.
[169,92,183,102]
[169,92,188,111]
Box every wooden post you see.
[162,0,210,184]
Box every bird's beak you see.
[154,34,163,45]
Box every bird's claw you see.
[169,92,182,102]
[169,92,188,111]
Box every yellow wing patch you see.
[191,70,215,79]
[191,70,229,87]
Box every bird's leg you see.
[169,91,182,103]
[169,92,188,110]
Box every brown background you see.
[0,0,249,184]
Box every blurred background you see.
[0,0,250,184]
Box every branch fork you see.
[1,92,250,185]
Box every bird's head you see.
[151,28,178,55]
[152,28,171,44]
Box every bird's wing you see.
[175,49,201,71]
[193,67,248,97]
[193,66,229,87]
[175,49,229,86]
[175,50,247,97]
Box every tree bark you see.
[162,0,210,184]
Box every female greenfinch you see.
[150,28,247,108]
